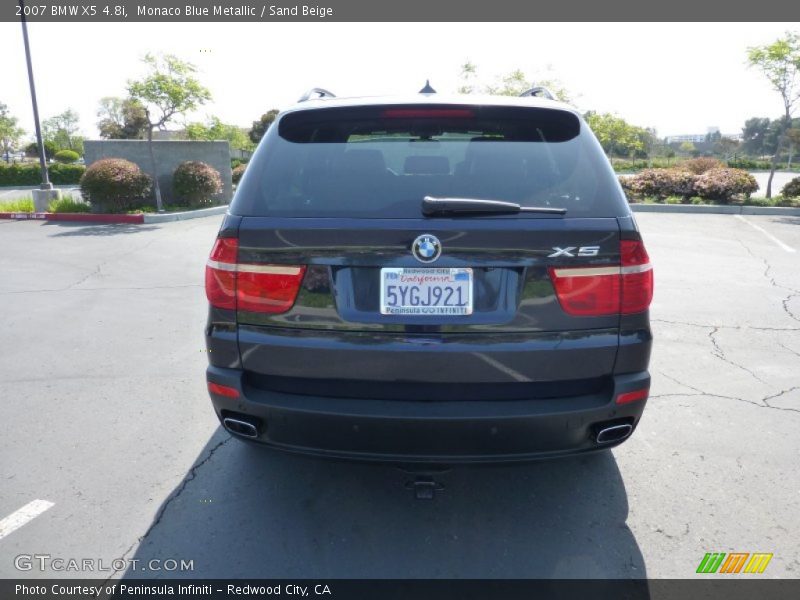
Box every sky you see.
[1,22,797,141]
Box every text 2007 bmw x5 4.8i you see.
[204,86,653,463]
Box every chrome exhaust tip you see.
[223,417,259,438]
[596,423,633,445]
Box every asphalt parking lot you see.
[0,212,798,579]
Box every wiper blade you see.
[422,196,566,216]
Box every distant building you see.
[666,127,742,144]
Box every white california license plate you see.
[380,268,473,315]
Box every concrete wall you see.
[83,140,233,205]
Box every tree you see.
[679,141,696,155]
[128,53,212,211]
[747,32,800,197]
[741,117,771,156]
[96,97,149,140]
[714,137,740,162]
[186,116,254,151]
[457,62,574,103]
[456,61,478,94]
[584,112,652,159]
[42,108,82,153]
[0,102,25,160]
[249,109,279,144]
[786,127,800,168]
[25,140,56,160]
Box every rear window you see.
[231,104,629,218]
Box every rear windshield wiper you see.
[422,196,567,216]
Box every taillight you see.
[549,239,653,317]
[237,265,306,313]
[205,238,238,310]
[205,237,306,314]
[620,239,654,314]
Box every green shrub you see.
[689,196,708,205]
[54,150,80,164]
[621,168,696,200]
[776,196,800,207]
[664,196,683,204]
[48,163,85,184]
[232,163,246,185]
[781,176,800,198]
[0,163,84,186]
[0,164,40,186]
[0,198,34,212]
[80,158,152,213]
[48,195,90,213]
[726,159,779,170]
[231,158,248,169]
[172,161,223,207]
[683,157,723,175]
[693,168,758,204]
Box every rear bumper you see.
[206,366,649,464]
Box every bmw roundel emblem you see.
[412,234,442,263]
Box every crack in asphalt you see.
[98,434,233,588]
[653,522,690,540]
[651,318,800,332]
[782,293,800,324]
[779,341,800,359]
[707,327,768,385]
[652,373,800,414]
[4,236,162,296]
[737,237,800,324]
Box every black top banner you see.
[3,0,800,22]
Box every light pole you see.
[19,0,60,211]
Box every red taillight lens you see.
[205,238,238,310]
[616,388,649,405]
[549,239,653,317]
[548,266,621,316]
[620,240,654,315]
[205,237,306,314]
[208,382,239,399]
[237,265,307,313]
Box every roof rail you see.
[297,88,337,102]
[519,87,555,101]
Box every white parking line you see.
[734,215,796,253]
[0,499,55,541]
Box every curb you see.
[0,212,144,224]
[142,205,228,223]
[630,204,800,216]
[0,205,228,225]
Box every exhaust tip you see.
[223,417,259,439]
[596,423,633,445]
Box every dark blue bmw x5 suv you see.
[204,87,653,463]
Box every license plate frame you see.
[379,267,473,316]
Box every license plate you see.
[380,268,473,315]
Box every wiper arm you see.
[422,196,566,216]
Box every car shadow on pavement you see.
[44,223,160,236]
[123,428,647,580]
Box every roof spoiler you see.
[297,88,336,102]
[519,87,555,100]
